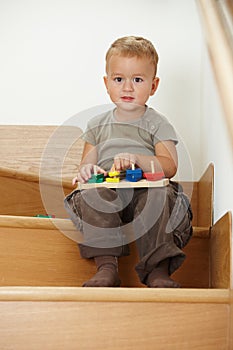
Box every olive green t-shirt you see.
[82,106,178,171]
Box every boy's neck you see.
[114,104,147,122]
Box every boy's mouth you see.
[121,96,134,102]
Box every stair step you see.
[0,286,229,350]
[0,215,210,288]
[0,286,228,303]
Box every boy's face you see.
[104,55,159,115]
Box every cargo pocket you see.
[166,184,193,249]
[64,190,83,232]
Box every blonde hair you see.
[105,36,159,76]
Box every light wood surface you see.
[0,125,83,182]
[0,215,210,288]
[0,126,214,226]
[0,175,70,217]
[0,286,229,303]
[0,299,229,350]
[210,211,232,289]
[0,125,83,217]
[77,178,169,190]
[231,289,233,349]
[197,163,214,227]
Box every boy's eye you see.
[114,77,122,83]
[133,77,143,83]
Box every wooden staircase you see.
[0,126,232,349]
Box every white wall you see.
[200,46,233,259]
[0,0,202,180]
[200,46,233,223]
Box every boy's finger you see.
[114,157,121,170]
[98,167,107,176]
[110,164,115,172]
[125,158,131,169]
[72,177,78,186]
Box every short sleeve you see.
[152,120,178,145]
[81,120,97,146]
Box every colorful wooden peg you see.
[106,177,120,183]
[126,164,142,182]
[108,170,120,178]
[108,170,126,179]
[106,166,126,182]
[143,160,165,181]
[106,169,120,183]
[87,165,104,183]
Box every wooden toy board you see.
[78,178,169,190]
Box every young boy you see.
[64,36,192,288]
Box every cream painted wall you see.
[0,0,202,180]
[200,47,233,284]
[200,46,233,222]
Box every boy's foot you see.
[146,268,180,288]
[83,256,121,287]
[82,264,121,287]
[146,259,181,288]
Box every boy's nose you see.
[123,79,134,91]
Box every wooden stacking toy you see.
[143,160,165,181]
[106,167,126,183]
[126,164,142,182]
[106,167,120,183]
[87,165,105,183]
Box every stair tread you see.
[0,286,229,303]
[0,214,210,238]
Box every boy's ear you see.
[150,77,160,96]
[103,76,109,92]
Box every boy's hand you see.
[114,153,137,171]
[72,164,107,185]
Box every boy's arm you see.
[114,140,177,179]
[81,142,97,165]
[136,140,178,178]
[72,142,107,185]
[152,140,178,178]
